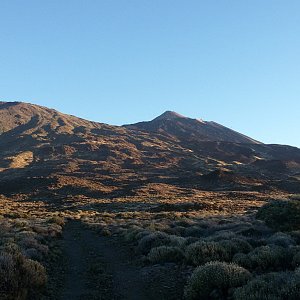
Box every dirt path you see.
[60,221,150,300]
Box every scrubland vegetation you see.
[1,191,300,299]
[0,197,64,299]
[81,192,300,299]
[1,99,300,298]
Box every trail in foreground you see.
[60,220,150,300]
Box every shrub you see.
[256,200,300,231]
[251,245,290,271]
[184,226,204,238]
[232,253,253,270]
[21,258,47,287]
[24,248,42,260]
[267,232,295,248]
[48,216,65,226]
[232,238,253,253]
[16,231,37,240]
[290,194,300,201]
[32,225,48,235]
[135,230,151,241]
[0,248,47,299]
[147,246,184,263]
[233,245,290,271]
[219,238,253,259]
[238,226,267,238]
[14,219,29,228]
[47,224,63,237]
[169,235,186,247]
[138,232,185,254]
[184,261,251,299]
[122,227,144,242]
[19,237,49,258]
[207,230,237,242]
[0,252,18,295]
[185,241,229,265]
[185,237,200,245]
[167,226,186,236]
[100,227,111,236]
[233,272,300,300]
[0,241,19,255]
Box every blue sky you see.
[0,1,299,147]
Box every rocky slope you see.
[125,110,261,144]
[0,101,299,201]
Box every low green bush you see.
[207,230,237,241]
[147,246,184,263]
[184,226,204,238]
[233,245,290,272]
[185,241,229,265]
[137,232,185,254]
[122,227,144,242]
[267,232,295,247]
[256,200,300,231]
[232,253,252,270]
[250,245,290,271]
[219,238,253,259]
[184,261,251,299]
[233,271,300,300]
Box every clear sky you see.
[0,1,299,147]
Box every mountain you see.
[0,101,299,202]
[125,110,261,144]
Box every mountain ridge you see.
[0,101,299,201]
[125,110,262,144]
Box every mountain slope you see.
[0,101,103,134]
[0,101,299,200]
[125,111,261,144]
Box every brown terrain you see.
[1,101,300,300]
[0,101,299,201]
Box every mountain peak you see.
[125,109,262,144]
[153,111,187,121]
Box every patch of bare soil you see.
[60,221,185,300]
[60,221,113,300]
